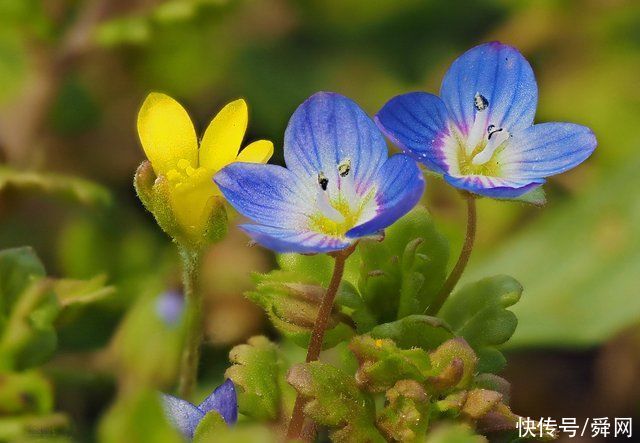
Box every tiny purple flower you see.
[155,291,184,326]
[375,42,597,198]
[214,92,424,254]
[161,379,237,439]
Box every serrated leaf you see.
[349,336,431,392]
[358,206,449,324]
[370,315,453,351]
[287,361,385,442]
[439,276,522,373]
[225,336,289,422]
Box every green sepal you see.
[286,361,385,443]
[377,380,431,442]
[246,273,355,350]
[439,275,522,374]
[497,186,546,207]
[349,335,431,393]
[226,336,291,422]
[193,410,227,443]
[358,206,449,324]
[428,338,477,392]
[134,160,227,252]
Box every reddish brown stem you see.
[286,245,355,441]
[427,193,477,316]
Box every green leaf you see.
[439,275,522,373]
[465,161,640,348]
[0,371,53,415]
[287,361,385,442]
[424,423,486,443]
[226,336,290,422]
[53,274,115,308]
[0,247,45,313]
[349,335,431,393]
[0,413,70,442]
[358,206,449,324]
[370,315,453,351]
[98,389,183,443]
[336,281,377,333]
[429,338,477,392]
[0,167,112,207]
[0,278,59,371]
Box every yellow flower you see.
[136,92,273,238]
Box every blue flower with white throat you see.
[375,42,596,198]
[214,92,425,253]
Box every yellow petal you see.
[137,93,198,176]
[169,170,216,236]
[236,140,274,164]
[199,99,248,171]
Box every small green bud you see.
[429,338,478,392]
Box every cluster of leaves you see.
[0,247,113,441]
[218,206,526,442]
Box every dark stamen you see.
[474,93,488,111]
[488,127,503,140]
[317,172,329,191]
[338,159,351,177]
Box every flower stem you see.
[427,193,477,316]
[177,248,204,400]
[287,245,355,441]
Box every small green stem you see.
[427,193,477,316]
[177,248,204,400]
[287,244,355,441]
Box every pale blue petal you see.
[214,163,313,229]
[161,394,204,438]
[198,379,238,425]
[440,42,537,134]
[284,92,388,190]
[240,224,352,254]
[501,122,596,179]
[444,174,544,198]
[375,92,451,174]
[347,154,424,238]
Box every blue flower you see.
[214,92,424,253]
[375,42,596,198]
[161,379,237,438]
[155,291,184,326]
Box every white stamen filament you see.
[316,187,345,223]
[471,129,510,165]
[466,108,489,153]
[340,173,359,212]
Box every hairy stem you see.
[287,245,355,441]
[427,193,477,316]
[177,249,204,400]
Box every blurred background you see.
[0,0,639,441]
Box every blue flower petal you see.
[284,92,388,190]
[375,92,451,174]
[161,394,204,438]
[440,42,537,134]
[198,379,238,425]
[501,122,596,179]
[240,224,352,254]
[444,174,544,198]
[347,154,424,238]
[215,163,314,229]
